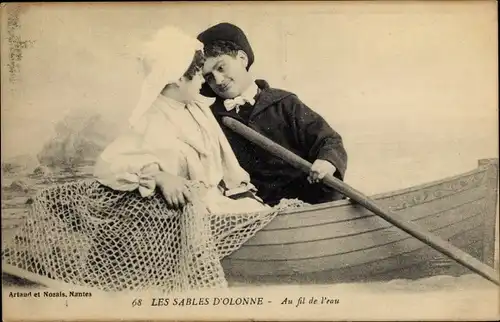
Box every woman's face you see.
[176,71,205,102]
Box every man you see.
[197,22,348,206]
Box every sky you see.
[1,1,498,194]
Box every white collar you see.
[223,81,259,112]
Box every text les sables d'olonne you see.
[140,296,340,308]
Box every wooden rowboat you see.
[222,158,499,285]
[2,159,498,288]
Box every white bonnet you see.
[128,26,204,126]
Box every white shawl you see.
[94,94,253,197]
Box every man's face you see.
[202,51,250,99]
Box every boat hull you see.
[2,159,498,287]
[222,159,499,284]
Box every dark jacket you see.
[211,80,348,206]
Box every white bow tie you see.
[223,96,255,113]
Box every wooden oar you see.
[221,116,500,286]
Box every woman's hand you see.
[153,171,193,209]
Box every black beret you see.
[197,22,255,69]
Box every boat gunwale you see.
[275,165,487,216]
[261,182,487,232]
[248,196,486,244]
[227,211,484,262]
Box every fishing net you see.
[2,179,305,293]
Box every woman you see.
[93,26,268,214]
[2,27,278,294]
